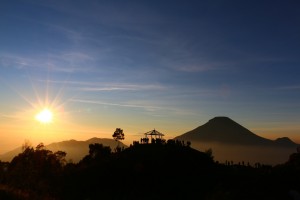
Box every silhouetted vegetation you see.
[0,140,300,199]
[112,128,125,152]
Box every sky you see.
[0,0,300,153]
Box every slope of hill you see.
[174,117,299,165]
[0,147,22,162]
[64,142,216,200]
[0,138,127,163]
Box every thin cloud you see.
[63,52,94,61]
[78,87,136,92]
[38,80,94,85]
[38,79,166,91]
[156,37,233,73]
[123,99,200,116]
[0,52,95,73]
[172,63,222,72]
[0,113,14,119]
[168,57,233,72]
[278,85,300,90]
[70,98,162,111]
[77,84,166,92]
[70,98,197,117]
[0,54,34,69]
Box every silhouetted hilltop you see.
[68,142,216,200]
[175,116,297,147]
[120,142,214,167]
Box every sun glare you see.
[35,109,53,124]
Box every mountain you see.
[175,116,297,146]
[274,137,298,146]
[174,116,273,145]
[47,137,127,163]
[0,147,22,162]
[0,138,127,163]
[174,116,299,165]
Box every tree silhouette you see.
[112,128,125,152]
[89,143,111,159]
[112,128,125,141]
[204,148,214,160]
[21,139,32,152]
[7,143,66,195]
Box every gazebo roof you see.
[144,129,164,137]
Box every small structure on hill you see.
[140,129,165,144]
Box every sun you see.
[35,108,53,124]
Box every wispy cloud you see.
[171,62,226,72]
[38,80,93,85]
[70,98,162,111]
[278,85,300,90]
[154,35,234,73]
[38,79,166,92]
[70,98,198,117]
[0,54,36,69]
[77,83,165,92]
[0,111,29,121]
[78,87,137,92]
[0,113,15,119]
[126,99,200,116]
[0,52,95,73]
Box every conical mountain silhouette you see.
[174,117,298,165]
[175,116,294,146]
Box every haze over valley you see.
[1,116,297,166]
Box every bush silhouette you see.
[7,143,66,196]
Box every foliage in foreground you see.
[0,140,300,200]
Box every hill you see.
[64,142,216,200]
[0,138,127,163]
[1,140,300,200]
[174,116,298,165]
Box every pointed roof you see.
[144,129,164,137]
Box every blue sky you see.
[0,0,300,152]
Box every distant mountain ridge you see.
[274,137,298,146]
[174,116,297,147]
[0,138,127,163]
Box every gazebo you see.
[140,129,165,144]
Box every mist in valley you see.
[191,141,296,166]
